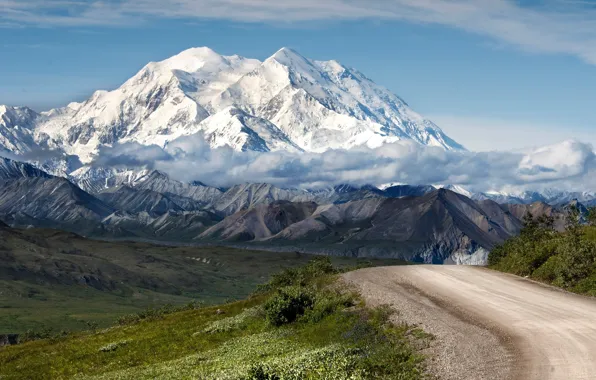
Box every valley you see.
[0,225,401,334]
[0,155,578,265]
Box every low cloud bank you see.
[92,134,596,192]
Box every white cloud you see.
[90,134,596,192]
[3,0,596,64]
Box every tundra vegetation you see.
[0,258,430,380]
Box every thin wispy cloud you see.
[3,1,596,64]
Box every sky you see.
[0,0,595,152]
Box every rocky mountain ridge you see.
[0,156,579,264]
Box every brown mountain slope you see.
[199,189,526,264]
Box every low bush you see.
[264,286,315,326]
[256,256,337,293]
[19,328,71,344]
[302,288,355,324]
[99,340,131,353]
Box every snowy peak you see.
[156,47,229,72]
[437,184,473,198]
[131,46,260,89]
[267,47,324,83]
[0,106,42,154]
[270,47,304,62]
[4,46,464,166]
[198,106,302,152]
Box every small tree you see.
[566,205,583,247]
[520,212,554,242]
[536,214,555,231]
[521,212,538,238]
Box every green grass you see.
[0,258,429,380]
[0,280,195,333]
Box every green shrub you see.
[556,238,596,287]
[245,364,280,380]
[490,211,596,295]
[303,288,355,324]
[19,327,71,343]
[532,254,564,283]
[264,286,315,326]
[487,244,507,267]
[585,226,596,242]
[587,207,596,227]
[571,273,596,296]
[256,257,337,293]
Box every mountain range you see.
[0,46,591,265]
[0,155,578,265]
[471,189,596,207]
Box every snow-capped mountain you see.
[473,189,596,206]
[430,183,596,206]
[0,47,464,165]
[0,106,40,154]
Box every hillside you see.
[0,225,403,334]
[0,259,430,380]
[0,156,578,265]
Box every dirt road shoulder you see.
[343,267,516,380]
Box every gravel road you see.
[343,265,596,380]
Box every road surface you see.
[343,266,596,380]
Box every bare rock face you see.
[198,189,535,264]
[0,157,51,180]
[0,177,113,224]
[199,201,318,241]
[98,186,185,215]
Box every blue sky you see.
[1,0,595,151]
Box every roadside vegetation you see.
[489,206,596,296]
[0,257,430,380]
